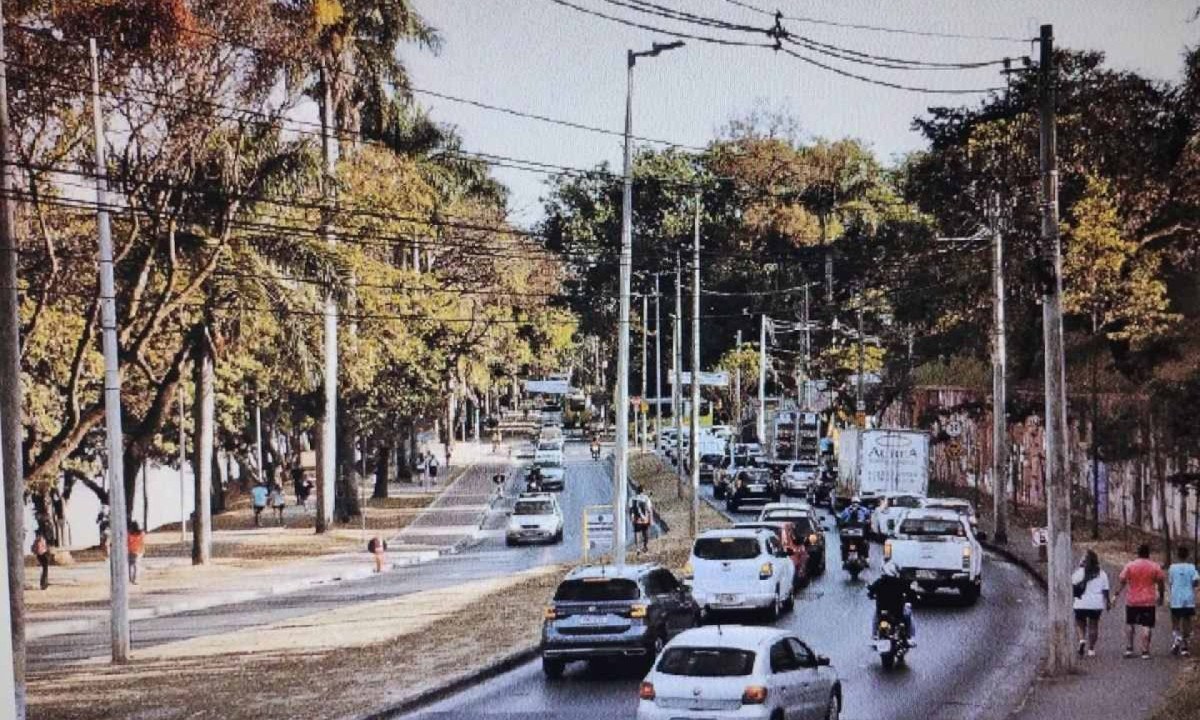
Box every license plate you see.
[875,639,893,653]
[577,615,608,625]
[716,593,739,604]
[916,569,938,580]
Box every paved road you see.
[406,479,1045,720]
[28,443,612,670]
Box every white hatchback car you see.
[505,493,564,545]
[637,625,842,720]
[689,529,795,620]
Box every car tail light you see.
[543,606,557,620]
[759,562,774,579]
[962,545,972,570]
[884,541,893,561]
[639,681,656,700]
[682,561,693,578]
[741,685,768,704]
[628,603,648,619]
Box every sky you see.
[400,1,1200,225]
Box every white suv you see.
[505,493,564,545]
[884,509,983,603]
[871,492,925,539]
[689,528,795,620]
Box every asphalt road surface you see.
[406,479,1045,720]
[28,442,611,669]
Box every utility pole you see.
[690,195,702,539]
[990,194,1010,545]
[316,65,338,534]
[89,37,130,663]
[0,1,26,712]
[757,315,767,443]
[178,389,186,543]
[1039,24,1074,676]
[654,274,662,447]
[641,293,648,452]
[802,284,812,410]
[254,400,265,486]
[855,291,865,424]
[733,330,742,437]
[674,252,684,491]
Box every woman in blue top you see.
[1168,545,1200,657]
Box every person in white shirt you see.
[1072,549,1111,657]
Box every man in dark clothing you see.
[868,561,917,640]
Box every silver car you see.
[637,625,842,720]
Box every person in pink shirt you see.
[1115,543,1167,659]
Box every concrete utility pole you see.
[617,41,683,564]
[1039,24,1075,676]
[855,293,866,422]
[674,254,684,491]
[317,65,338,534]
[757,315,767,443]
[89,38,131,663]
[990,195,1010,545]
[733,330,742,436]
[254,401,265,486]
[641,293,648,452]
[178,389,187,543]
[0,1,26,712]
[802,284,812,410]
[654,274,662,446]
[690,195,702,539]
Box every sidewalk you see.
[977,516,1183,720]
[26,441,505,642]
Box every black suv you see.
[698,454,724,485]
[541,564,698,679]
[725,468,781,512]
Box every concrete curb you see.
[26,549,440,642]
[351,644,541,720]
[981,539,1048,590]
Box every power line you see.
[779,46,1003,95]
[722,0,1030,44]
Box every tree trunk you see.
[374,444,391,499]
[1151,409,1171,562]
[334,404,360,522]
[408,421,418,476]
[191,332,214,565]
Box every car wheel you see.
[726,499,738,513]
[881,652,895,670]
[783,591,795,613]
[825,692,841,720]
[646,631,667,669]
[770,710,786,720]
[963,580,981,605]
[542,657,565,680]
[554,528,564,543]
[766,590,782,622]
[505,537,515,547]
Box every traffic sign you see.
[946,439,963,459]
[582,505,615,561]
[1031,527,1048,547]
[944,419,963,438]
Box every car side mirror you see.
[816,655,830,667]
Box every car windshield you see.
[790,465,817,473]
[762,509,805,522]
[700,454,723,464]
[553,578,640,602]
[538,442,558,451]
[899,518,965,537]
[658,647,756,677]
[738,470,770,483]
[693,537,761,560]
[514,501,553,515]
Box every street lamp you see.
[615,40,684,567]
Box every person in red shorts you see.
[1115,543,1167,659]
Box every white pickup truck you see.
[884,509,982,604]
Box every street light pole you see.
[654,274,662,447]
[690,194,702,540]
[615,41,684,567]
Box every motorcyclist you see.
[867,560,917,642]
[526,465,544,493]
[590,435,601,460]
[838,496,872,562]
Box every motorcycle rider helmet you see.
[881,560,900,577]
[851,496,861,505]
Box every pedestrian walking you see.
[1168,545,1200,657]
[269,482,287,526]
[428,454,440,487]
[1072,549,1110,657]
[300,476,314,510]
[127,521,146,585]
[292,466,305,506]
[250,482,269,526]
[630,485,653,553]
[96,506,110,558]
[368,536,388,573]
[32,530,50,590]
[1115,543,1167,659]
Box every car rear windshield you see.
[658,647,756,677]
[538,442,558,451]
[926,503,970,515]
[553,578,640,602]
[761,509,805,523]
[891,496,923,508]
[514,501,553,515]
[693,537,760,560]
[899,519,965,537]
[535,459,561,469]
[790,517,817,535]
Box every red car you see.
[734,521,809,589]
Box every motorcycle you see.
[590,443,601,461]
[839,525,869,580]
[874,606,913,669]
